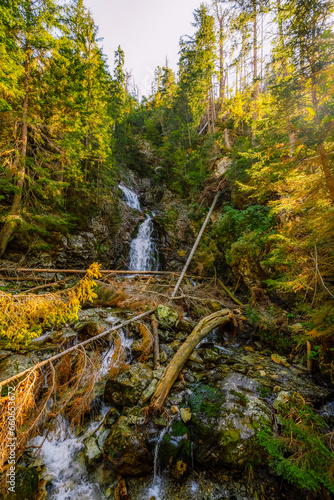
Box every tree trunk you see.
[252,3,259,122]
[224,128,231,151]
[0,54,29,258]
[318,143,334,204]
[171,191,220,297]
[151,314,160,370]
[149,309,236,412]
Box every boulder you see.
[188,374,272,468]
[103,416,152,476]
[104,362,153,408]
[7,467,39,500]
[155,305,178,329]
[84,436,102,466]
[0,354,39,383]
[158,421,192,480]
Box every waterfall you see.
[118,183,159,272]
[119,184,141,210]
[129,215,159,271]
[146,428,167,500]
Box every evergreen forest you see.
[1,0,334,498]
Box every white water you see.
[32,416,104,500]
[31,319,133,500]
[129,215,159,271]
[119,184,141,210]
[119,183,159,271]
[32,185,159,498]
[145,428,167,500]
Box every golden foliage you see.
[0,262,101,348]
[108,334,128,377]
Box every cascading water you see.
[119,183,159,271]
[119,184,141,210]
[31,317,133,500]
[32,186,160,499]
[129,215,159,271]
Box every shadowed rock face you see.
[103,416,152,476]
[104,362,153,409]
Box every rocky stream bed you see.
[2,303,333,500]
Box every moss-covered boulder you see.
[103,416,152,476]
[155,305,178,329]
[188,374,271,469]
[5,467,39,500]
[0,354,39,383]
[158,421,192,480]
[104,362,153,409]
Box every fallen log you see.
[0,268,182,275]
[0,308,155,388]
[149,308,238,413]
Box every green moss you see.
[188,383,225,419]
[5,467,39,500]
[230,389,249,403]
[256,384,272,398]
[171,421,189,437]
[159,423,192,468]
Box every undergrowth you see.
[258,393,334,495]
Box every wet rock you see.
[131,339,143,358]
[160,351,168,363]
[84,436,102,466]
[104,362,153,408]
[159,421,192,479]
[0,354,39,383]
[104,407,120,427]
[160,344,174,359]
[158,328,176,343]
[155,305,179,329]
[188,374,271,468]
[53,326,77,342]
[271,353,289,368]
[140,378,159,404]
[273,391,291,410]
[103,416,152,476]
[9,467,39,500]
[180,408,192,423]
[177,318,195,333]
[0,350,13,361]
[75,317,110,341]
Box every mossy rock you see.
[155,305,179,329]
[158,421,191,479]
[104,362,153,409]
[187,376,271,469]
[103,416,152,476]
[5,467,39,500]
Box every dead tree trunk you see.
[149,309,237,412]
[171,191,220,298]
[151,314,160,370]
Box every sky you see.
[84,0,203,97]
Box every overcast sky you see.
[84,0,203,97]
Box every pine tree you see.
[0,0,59,256]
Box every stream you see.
[20,185,334,500]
